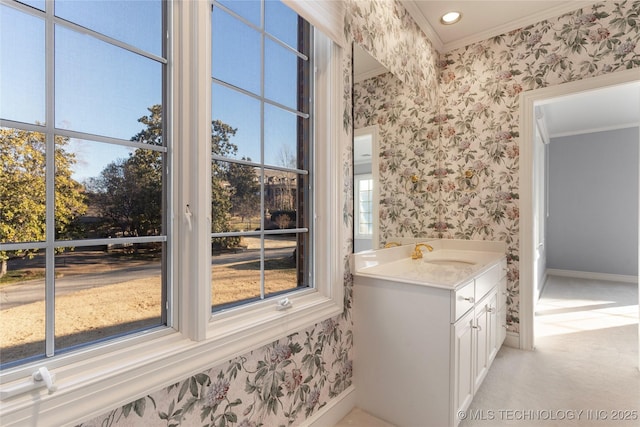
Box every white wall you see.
[533,125,547,299]
[547,127,639,276]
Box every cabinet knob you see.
[463,297,474,303]
[486,307,495,313]
[472,324,482,331]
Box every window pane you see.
[264,169,298,225]
[212,7,260,95]
[217,0,261,27]
[264,104,300,168]
[72,141,163,240]
[55,25,162,140]
[0,5,45,124]
[212,83,261,162]
[265,0,298,48]
[54,243,164,352]
[0,258,46,366]
[0,128,46,243]
[265,38,306,111]
[212,246,262,309]
[264,236,299,295]
[55,0,162,56]
[212,160,260,234]
[227,163,261,232]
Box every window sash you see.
[210,0,314,311]
[0,0,169,368]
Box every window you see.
[0,0,168,368]
[355,175,374,238]
[210,0,311,311]
[0,1,343,424]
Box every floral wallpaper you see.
[438,0,640,331]
[349,0,441,248]
[76,0,640,425]
[353,71,440,246]
[354,0,639,333]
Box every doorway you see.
[519,69,640,364]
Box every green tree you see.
[86,107,242,248]
[227,158,260,229]
[210,120,241,248]
[0,128,86,277]
[87,105,164,237]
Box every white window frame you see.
[0,1,344,425]
[355,174,374,239]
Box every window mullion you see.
[44,0,56,358]
[259,0,266,301]
[175,0,211,340]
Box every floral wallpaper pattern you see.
[438,0,640,330]
[77,0,639,425]
[353,71,440,246]
[354,0,639,333]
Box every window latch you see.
[185,204,193,231]
[0,366,57,400]
[276,297,293,311]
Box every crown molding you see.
[400,0,444,52]
[354,65,389,83]
[400,1,599,54]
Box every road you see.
[0,244,295,310]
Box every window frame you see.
[354,174,374,239]
[209,0,314,311]
[0,0,171,366]
[0,1,344,425]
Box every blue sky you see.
[1,0,303,182]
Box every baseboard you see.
[547,268,638,284]
[504,331,519,349]
[302,385,356,427]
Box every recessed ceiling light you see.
[440,11,462,25]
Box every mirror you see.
[353,125,378,252]
[352,44,388,252]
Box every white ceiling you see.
[353,1,640,142]
[400,0,598,52]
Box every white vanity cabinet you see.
[354,254,507,427]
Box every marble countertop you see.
[352,239,506,290]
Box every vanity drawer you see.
[475,259,506,301]
[453,280,475,322]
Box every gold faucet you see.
[383,241,401,248]
[411,243,434,259]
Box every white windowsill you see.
[0,293,342,427]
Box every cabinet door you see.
[473,299,490,394]
[452,309,474,424]
[498,306,507,346]
[487,291,499,363]
[497,276,508,347]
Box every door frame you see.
[518,68,640,353]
